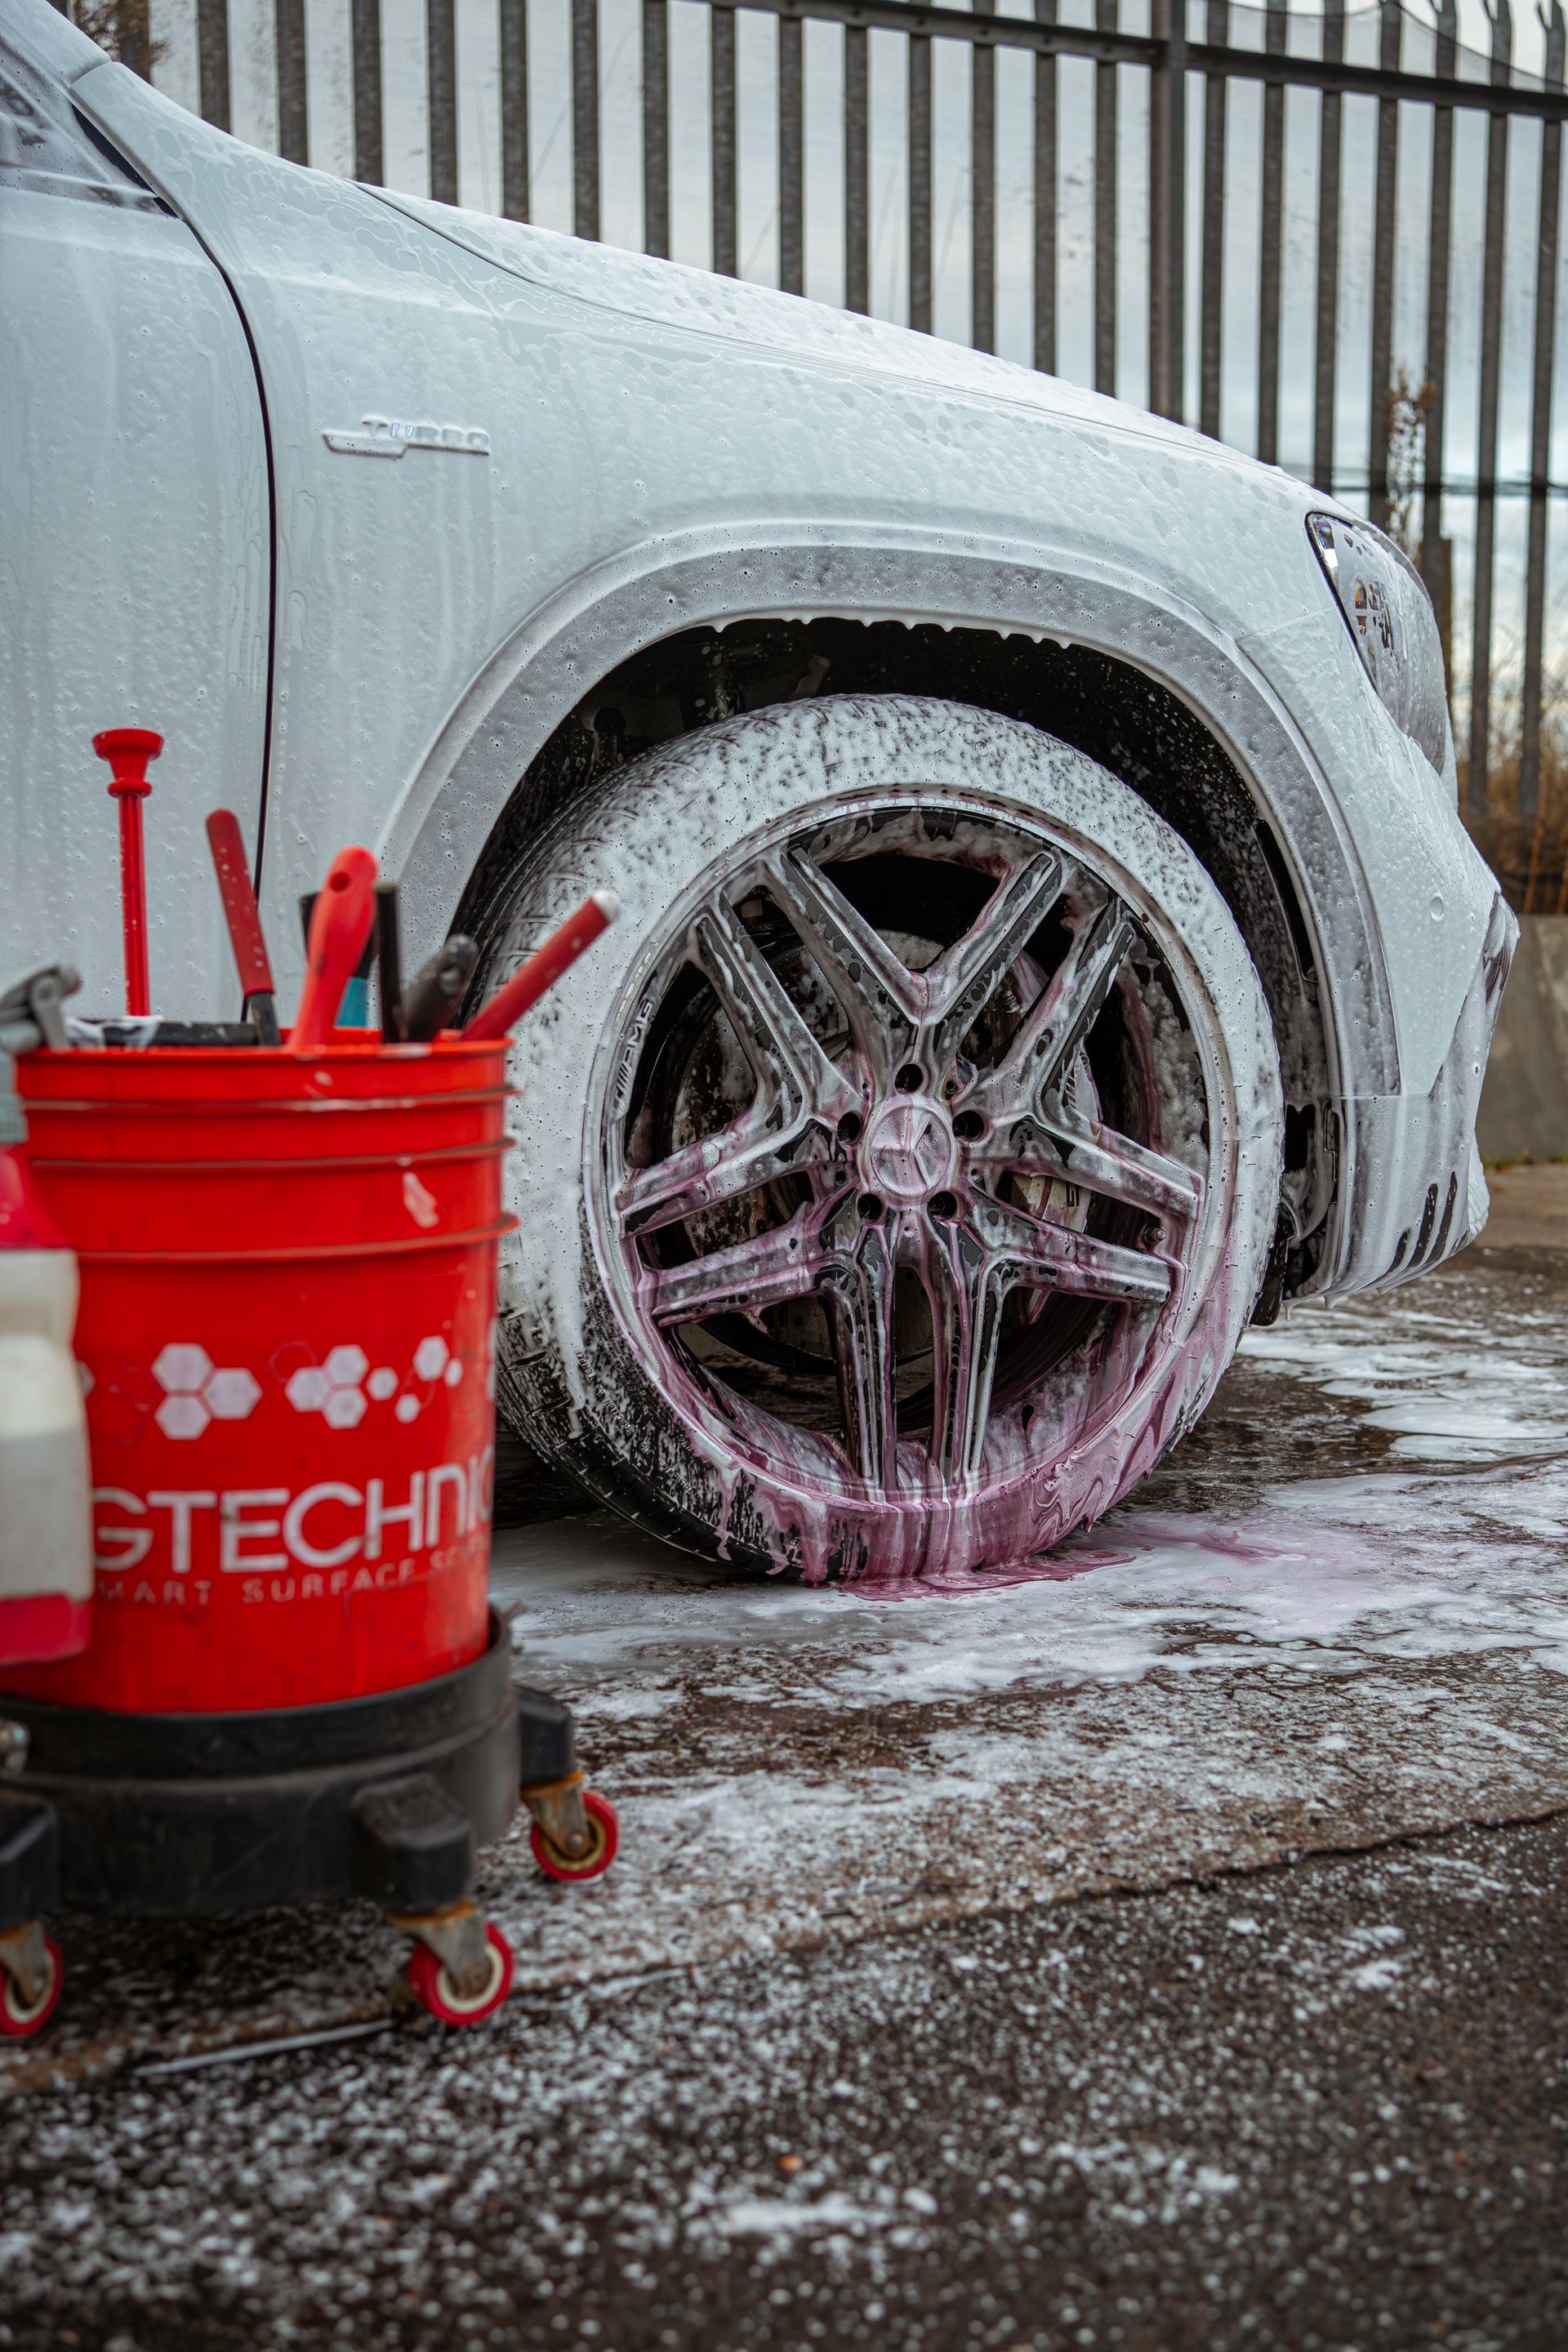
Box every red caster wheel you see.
[531,1787,619,1883]
[407,1921,514,2027]
[0,1934,63,2039]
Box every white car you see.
[2,0,1513,1581]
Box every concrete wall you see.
[1478,915,1568,1164]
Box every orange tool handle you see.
[290,845,378,1053]
[461,891,620,1042]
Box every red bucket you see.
[2,1038,514,1713]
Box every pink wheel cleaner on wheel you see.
[483,698,1285,1584]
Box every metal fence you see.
[78,0,1568,902]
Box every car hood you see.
[368,188,1298,498]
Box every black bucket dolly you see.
[0,1613,617,2034]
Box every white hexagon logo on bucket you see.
[281,1338,461,1429]
[152,1344,262,1441]
[286,1365,331,1414]
[392,1334,463,1423]
[286,1344,369,1429]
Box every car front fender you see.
[387,522,1400,1111]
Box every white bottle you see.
[0,1153,93,1667]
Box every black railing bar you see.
[844,22,870,314]
[1519,5,1565,822]
[1312,0,1343,496]
[1255,0,1285,466]
[275,0,307,162]
[779,14,804,295]
[909,31,933,333]
[1147,0,1186,422]
[350,0,381,186]
[1365,0,1400,532]
[500,0,529,220]
[572,0,599,242]
[973,0,996,354]
[1289,472,1568,497]
[197,0,230,131]
[711,6,737,278]
[1033,0,1057,376]
[1094,0,1116,394]
[701,0,1568,118]
[643,0,670,258]
[428,0,457,206]
[1200,0,1227,443]
[710,0,1160,61]
[1468,0,1511,815]
[1184,36,1568,114]
[712,0,1156,59]
[1418,0,1454,607]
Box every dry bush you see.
[65,0,160,77]
[1462,693,1568,914]
[1379,373,1568,914]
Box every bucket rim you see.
[24,1087,514,1117]
[74,1211,519,1264]
[24,1033,506,1066]
[29,1138,511,1174]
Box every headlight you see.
[1307,512,1450,775]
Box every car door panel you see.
[0,30,268,1017]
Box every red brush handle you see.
[205,810,275,1000]
[462,891,620,1041]
[93,727,163,1018]
[290,845,378,1053]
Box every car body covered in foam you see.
[1,0,1510,1352]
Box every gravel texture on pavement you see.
[2,1811,1566,2351]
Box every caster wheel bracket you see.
[527,1782,618,1883]
[390,1898,494,2004]
[522,1769,593,1863]
[0,1917,52,2013]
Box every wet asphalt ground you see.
[4,1200,1568,2350]
[3,1814,1566,2352]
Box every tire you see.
[483,696,1282,1581]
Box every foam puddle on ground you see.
[495,1252,1568,1699]
[11,1247,1568,2094]
[494,1483,1568,1699]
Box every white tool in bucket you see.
[0,965,92,1668]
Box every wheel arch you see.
[388,531,1396,1295]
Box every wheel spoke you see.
[642,1201,837,1325]
[922,1218,1013,1484]
[969,897,1138,1120]
[820,1223,900,1488]
[618,1108,837,1236]
[764,845,921,1080]
[920,850,1067,1070]
[621,898,858,1235]
[969,1193,1174,1306]
[690,902,857,1125]
[983,1114,1203,1225]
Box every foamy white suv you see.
[2,0,1513,1579]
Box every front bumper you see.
[1317,893,1516,1298]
